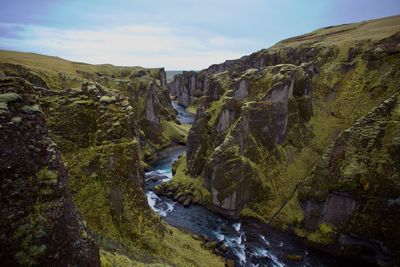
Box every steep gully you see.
[145,101,352,267]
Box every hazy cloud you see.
[0,23,259,69]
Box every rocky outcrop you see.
[0,63,49,88]
[154,155,210,208]
[201,65,313,216]
[168,71,207,106]
[144,82,161,126]
[168,40,336,107]
[0,77,100,266]
[298,94,400,265]
[186,107,211,176]
[216,98,241,134]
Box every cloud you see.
[0,23,261,69]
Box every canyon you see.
[0,15,399,266]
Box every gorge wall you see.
[0,77,100,266]
[168,15,400,265]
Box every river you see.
[145,101,352,267]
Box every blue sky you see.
[0,0,399,69]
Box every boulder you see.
[183,195,193,207]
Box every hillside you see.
[0,51,223,266]
[165,15,400,265]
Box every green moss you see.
[160,156,211,205]
[71,99,94,106]
[319,223,335,234]
[11,116,22,123]
[100,249,140,267]
[0,92,21,103]
[186,105,197,114]
[162,121,191,144]
[208,96,225,127]
[99,95,117,103]
[11,198,50,266]
[0,102,7,110]
[306,223,336,245]
[99,225,224,267]
[0,92,21,110]
[22,104,42,114]
[239,208,268,223]
[15,245,47,267]
[160,226,224,267]
[65,140,190,262]
[36,167,58,185]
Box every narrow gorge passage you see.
[145,101,353,267]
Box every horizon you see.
[0,0,399,70]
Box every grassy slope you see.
[0,50,151,78]
[100,225,224,267]
[162,121,191,144]
[276,15,400,46]
[0,50,163,92]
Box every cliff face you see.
[37,77,165,256]
[0,77,100,266]
[175,15,400,264]
[168,71,207,106]
[298,93,400,264]
[201,65,313,216]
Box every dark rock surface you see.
[0,77,100,266]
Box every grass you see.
[208,97,225,127]
[186,105,197,114]
[100,225,224,267]
[276,15,400,47]
[0,50,149,78]
[167,156,211,204]
[306,223,336,245]
[161,226,224,267]
[0,50,162,90]
[162,121,191,144]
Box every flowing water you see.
[145,101,352,267]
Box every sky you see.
[0,0,399,70]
